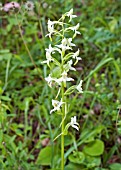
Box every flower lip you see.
[66,60,76,71]
[76,80,83,93]
[55,38,76,55]
[45,74,56,87]
[50,99,64,114]
[70,116,79,131]
[56,71,74,84]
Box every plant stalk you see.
[61,82,65,170]
[15,14,44,80]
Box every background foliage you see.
[0,0,121,169]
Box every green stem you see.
[15,14,44,81]
[61,82,65,170]
[3,56,11,92]
[37,0,45,48]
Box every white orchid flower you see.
[70,116,79,131]
[67,38,76,47]
[66,23,81,38]
[57,71,74,85]
[56,38,75,56]
[50,99,64,114]
[42,44,55,66]
[46,44,55,54]
[46,19,63,40]
[66,60,76,71]
[45,19,55,40]
[48,19,54,32]
[56,38,71,54]
[66,9,77,22]
[45,51,54,66]
[76,80,83,93]
[45,74,53,87]
[72,49,82,64]
[63,116,79,134]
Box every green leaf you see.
[0,131,3,146]
[80,125,105,142]
[64,125,105,160]
[0,96,11,102]
[84,57,113,81]
[0,163,3,170]
[83,139,104,156]
[95,168,108,170]
[69,151,85,164]
[65,163,83,170]
[85,155,101,167]
[36,146,53,165]
[64,135,73,146]
[51,66,61,78]
[49,169,61,170]
[108,18,117,32]
[0,49,10,53]
[0,53,12,61]
[109,163,121,170]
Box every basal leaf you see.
[69,151,85,164]
[36,146,53,166]
[109,163,121,170]
[83,139,104,156]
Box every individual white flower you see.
[42,44,55,66]
[50,99,64,114]
[72,49,82,64]
[66,60,76,71]
[24,1,34,11]
[46,19,55,39]
[67,38,76,47]
[60,71,74,84]
[45,74,54,87]
[66,9,77,22]
[67,23,81,38]
[56,38,75,55]
[63,116,79,135]
[56,38,71,54]
[70,116,79,131]
[46,19,62,40]
[76,80,83,93]
[42,52,53,66]
[45,44,55,54]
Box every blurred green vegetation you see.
[0,0,121,169]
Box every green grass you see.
[0,0,121,169]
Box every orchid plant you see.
[42,9,83,169]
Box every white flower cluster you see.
[43,9,83,131]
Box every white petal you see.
[72,124,79,131]
[76,80,83,93]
